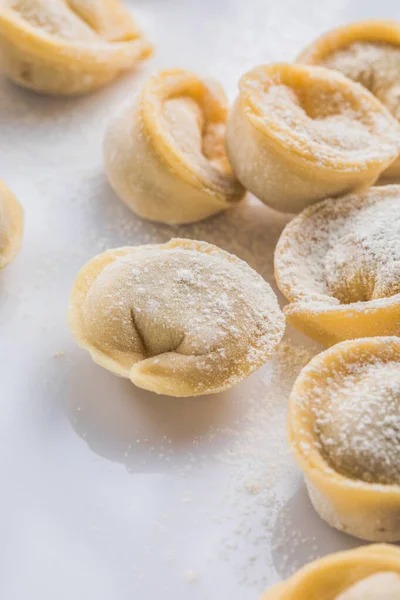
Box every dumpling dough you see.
[104,69,245,225]
[337,572,400,600]
[288,336,400,541]
[298,20,400,176]
[225,63,400,213]
[68,238,285,397]
[0,0,152,95]
[274,185,400,345]
[0,181,23,268]
[262,545,400,600]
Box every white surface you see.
[0,1,398,599]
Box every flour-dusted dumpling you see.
[288,336,400,541]
[68,239,285,397]
[225,63,400,213]
[298,20,400,177]
[274,185,400,346]
[0,181,23,268]
[262,545,400,600]
[0,0,152,95]
[104,69,245,225]
[337,572,400,600]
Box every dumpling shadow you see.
[0,65,149,125]
[271,479,367,580]
[66,349,256,474]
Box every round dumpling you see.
[337,572,400,600]
[315,351,400,485]
[0,0,152,95]
[68,239,285,397]
[225,63,400,213]
[298,19,400,176]
[274,185,400,346]
[288,336,400,541]
[104,69,245,225]
[0,181,23,269]
[262,545,400,600]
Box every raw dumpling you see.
[262,545,400,600]
[0,181,23,268]
[274,185,400,345]
[288,336,400,541]
[337,572,400,600]
[298,20,400,176]
[225,63,400,213]
[68,239,285,397]
[0,0,152,95]
[104,69,245,225]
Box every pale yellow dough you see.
[225,63,400,213]
[262,545,400,600]
[104,69,245,225]
[68,239,285,397]
[337,572,400,600]
[0,0,152,95]
[298,19,400,177]
[0,180,23,268]
[274,185,400,346]
[288,336,400,542]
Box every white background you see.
[0,1,398,599]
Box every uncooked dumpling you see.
[337,572,400,600]
[0,181,23,268]
[68,239,285,397]
[262,545,400,600]
[225,63,400,213]
[104,69,245,225]
[288,336,400,541]
[298,20,400,176]
[274,185,400,345]
[0,0,152,95]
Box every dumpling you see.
[262,545,400,600]
[68,238,285,397]
[288,336,400,541]
[274,185,400,346]
[298,20,400,176]
[104,69,245,225]
[225,63,400,213]
[337,572,400,600]
[0,0,152,95]
[0,181,23,268]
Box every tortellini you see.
[0,181,23,269]
[262,545,400,600]
[68,238,285,397]
[274,185,400,346]
[298,19,400,176]
[104,69,245,225]
[337,572,400,600]
[0,0,152,95]
[225,63,400,213]
[288,336,400,541]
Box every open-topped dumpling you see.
[262,545,400,599]
[68,239,285,397]
[0,181,23,269]
[274,185,400,345]
[225,63,400,213]
[104,69,245,224]
[288,336,400,541]
[298,20,400,177]
[0,0,152,95]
